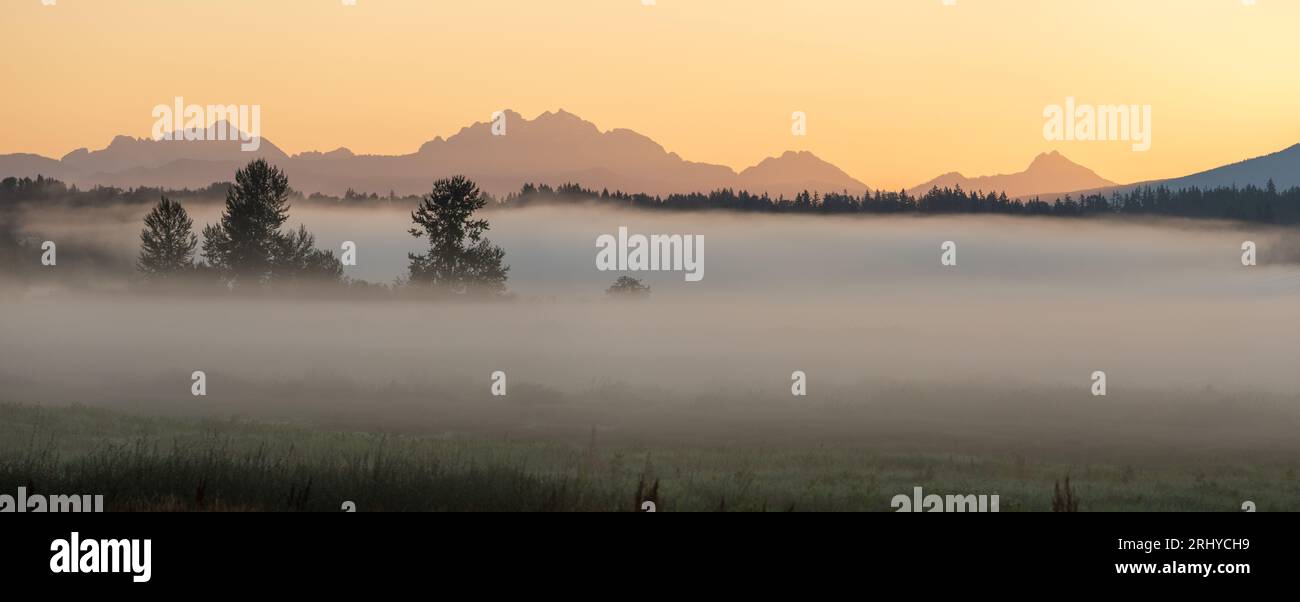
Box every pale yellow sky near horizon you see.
[2,0,1298,190]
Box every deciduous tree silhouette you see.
[407,176,508,296]
[606,275,650,298]
[269,224,344,283]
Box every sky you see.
[2,0,1298,190]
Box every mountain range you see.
[0,110,867,199]
[1,109,1298,200]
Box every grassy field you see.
[2,402,1296,511]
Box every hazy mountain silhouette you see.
[0,153,69,181]
[908,151,1115,199]
[1074,143,1300,198]
[8,114,1297,202]
[61,128,291,174]
[739,151,867,196]
[0,110,867,198]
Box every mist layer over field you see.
[2,204,1299,462]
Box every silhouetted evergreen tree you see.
[202,159,292,285]
[200,159,341,286]
[137,196,197,279]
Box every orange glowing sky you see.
[3,0,1298,189]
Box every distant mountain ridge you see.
[909,144,1300,201]
[907,151,1115,199]
[0,110,868,198]
[1064,143,1300,199]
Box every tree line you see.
[130,160,508,296]
[6,172,1298,224]
[0,175,231,207]
[502,180,1300,224]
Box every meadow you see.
[2,402,1295,512]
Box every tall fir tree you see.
[202,159,291,286]
[137,196,197,279]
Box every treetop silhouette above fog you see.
[198,159,342,287]
[137,196,197,280]
[3,164,514,296]
[406,175,509,297]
